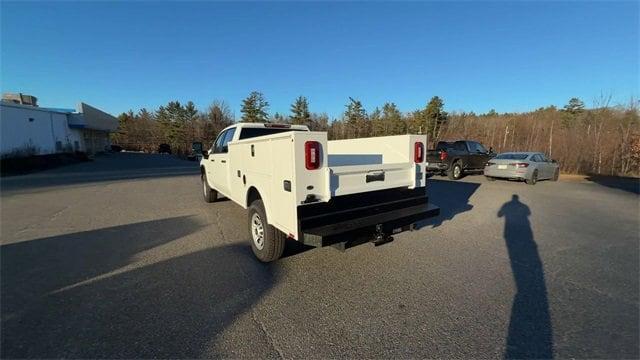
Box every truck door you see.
[468,141,488,169]
[209,128,236,196]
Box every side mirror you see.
[489,147,494,154]
[191,141,203,153]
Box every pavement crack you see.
[47,206,69,222]
[213,208,229,244]
[251,310,285,359]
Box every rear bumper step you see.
[298,187,440,247]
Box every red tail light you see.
[510,162,529,168]
[305,141,321,170]
[440,150,448,161]
[414,142,424,163]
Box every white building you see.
[0,95,119,157]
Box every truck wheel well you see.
[247,187,261,207]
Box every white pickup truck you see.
[200,122,440,262]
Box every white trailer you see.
[200,122,439,262]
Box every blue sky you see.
[1,1,638,118]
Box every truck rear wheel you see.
[248,199,285,262]
[448,162,463,180]
[202,172,218,203]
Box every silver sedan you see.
[484,152,560,185]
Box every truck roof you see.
[226,122,309,131]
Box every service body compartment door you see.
[268,136,297,236]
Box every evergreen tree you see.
[155,104,172,147]
[420,96,448,138]
[405,110,423,134]
[563,97,585,115]
[370,107,384,136]
[167,101,187,153]
[561,97,585,128]
[241,91,269,122]
[183,101,199,150]
[484,109,498,117]
[344,97,368,138]
[290,96,311,125]
[425,96,448,135]
[112,110,135,146]
[381,102,405,135]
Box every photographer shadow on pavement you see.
[416,178,481,229]
[499,194,553,359]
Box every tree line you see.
[112,92,639,176]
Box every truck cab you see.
[202,123,309,198]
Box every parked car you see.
[200,122,440,262]
[187,142,204,161]
[157,143,172,154]
[425,140,494,180]
[484,152,559,185]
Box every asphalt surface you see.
[1,153,638,359]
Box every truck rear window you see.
[435,142,453,150]
[495,153,529,160]
[239,127,306,140]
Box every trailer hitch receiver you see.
[372,224,394,246]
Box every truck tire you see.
[526,170,538,185]
[248,199,285,262]
[202,172,218,203]
[448,162,463,180]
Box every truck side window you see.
[221,128,236,153]
[212,130,228,153]
[473,142,487,153]
[454,141,466,151]
[215,128,236,153]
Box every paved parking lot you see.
[1,153,638,358]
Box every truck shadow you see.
[499,194,553,359]
[585,174,640,195]
[416,178,481,229]
[281,238,316,258]
[1,216,279,358]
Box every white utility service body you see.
[200,123,439,261]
